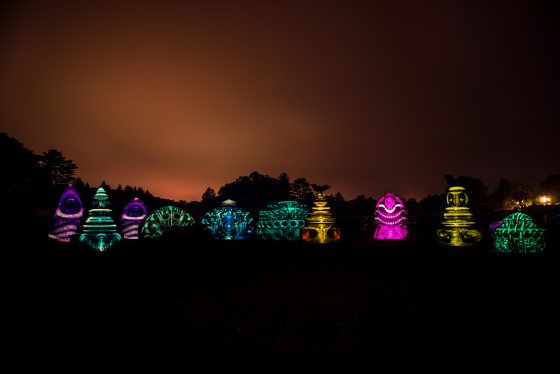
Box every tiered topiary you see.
[302,193,340,244]
[437,186,481,246]
[79,187,122,251]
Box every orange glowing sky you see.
[1,0,559,201]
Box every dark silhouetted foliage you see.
[488,178,534,211]
[39,149,78,186]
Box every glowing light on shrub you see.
[373,192,408,240]
[201,199,254,240]
[436,186,482,246]
[120,198,148,239]
[493,212,546,253]
[79,187,122,251]
[257,201,309,240]
[538,195,552,205]
[302,193,340,243]
[48,184,84,242]
[141,205,194,239]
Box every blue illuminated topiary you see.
[201,199,253,240]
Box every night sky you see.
[1,0,559,201]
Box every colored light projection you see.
[141,205,195,239]
[489,220,503,232]
[79,187,122,251]
[120,198,148,239]
[436,186,482,246]
[373,192,408,240]
[257,201,309,240]
[48,184,84,242]
[302,193,341,243]
[493,212,546,253]
[201,199,254,240]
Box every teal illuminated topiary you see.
[257,201,309,240]
[493,212,545,253]
[79,187,122,251]
[201,199,253,240]
[141,206,195,239]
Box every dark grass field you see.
[14,233,558,363]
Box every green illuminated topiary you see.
[141,206,194,239]
[79,187,122,251]
[493,212,545,253]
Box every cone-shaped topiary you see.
[79,187,122,251]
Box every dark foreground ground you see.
[13,234,558,364]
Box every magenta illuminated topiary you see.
[373,192,408,240]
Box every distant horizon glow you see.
[1,1,559,202]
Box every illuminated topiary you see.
[257,201,309,240]
[373,192,408,240]
[201,199,253,240]
[120,198,148,239]
[79,187,122,251]
[48,184,84,242]
[493,212,545,253]
[302,193,340,243]
[141,205,194,239]
[436,186,482,246]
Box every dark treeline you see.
[2,133,559,239]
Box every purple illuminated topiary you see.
[120,198,148,239]
[48,184,84,242]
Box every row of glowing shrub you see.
[49,184,546,253]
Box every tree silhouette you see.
[488,178,534,210]
[1,133,50,237]
[277,172,291,200]
[218,171,283,212]
[417,193,445,215]
[333,192,345,202]
[291,178,313,201]
[202,187,216,202]
[540,174,560,197]
[39,149,78,186]
[201,187,218,210]
[311,184,331,193]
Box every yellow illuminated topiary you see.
[436,186,482,246]
[302,193,341,244]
